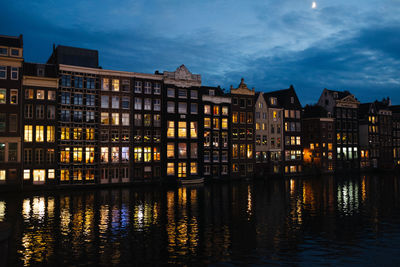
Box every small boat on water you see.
[180,177,205,185]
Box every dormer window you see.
[333,92,338,99]
[37,68,44,77]
[209,89,215,96]
[270,97,277,105]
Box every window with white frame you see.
[11,67,18,80]
[0,66,6,79]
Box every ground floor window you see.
[167,163,175,175]
[48,169,55,179]
[33,169,45,182]
[232,164,238,172]
[101,168,108,180]
[73,169,82,180]
[86,170,95,180]
[190,162,197,175]
[178,162,186,178]
[121,167,129,179]
[154,166,161,177]
[24,169,30,180]
[0,170,5,181]
[61,169,70,181]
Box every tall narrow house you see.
[254,92,269,177]
[264,86,303,176]
[230,78,255,179]
[318,89,360,171]
[22,62,58,186]
[0,35,23,188]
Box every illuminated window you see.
[167,163,175,175]
[247,112,253,124]
[60,127,69,140]
[111,147,119,163]
[101,147,108,163]
[111,113,119,125]
[102,78,109,90]
[10,89,18,104]
[232,112,238,123]
[213,106,220,115]
[178,162,187,178]
[144,147,152,162]
[46,126,55,142]
[60,169,69,181]
[178,143,187,158]
[247,144,253,159]
[122,147,129,162]
[167,121,175,138]
[296,136,301,145]
[35,126,44,142]
[153,147,160,161]
[86,128,94,140]
[190,122,197,138]
[134,147,142,162]
[73,147,83,162]
[328,143,333,150]
[256,123,260,130]
[73,128,82,140]
[36,90,45,100]
[204,131,210,147]
[33,169,45,182]
[240,144,246,158]
[23,169,30,180]
[291,136,295,145]
[232,163,238,172]
[112,79,119,91]
[85,147,95,163]
[73,169,82,181]
[213,118,219,129]
[240,112,245,123]
[190,162,197,174]
[310,143,314,150]
[0,89,5,104]
[144,114,151,127]
[0,170,5,181]
[204,105,211,114]
[48,169,55,179]
[101,113,109,125]
[167,143,174,158]
[60,147,70,163]
[204,118,211,128]
[24,125,33,142]
[178,121,186,138]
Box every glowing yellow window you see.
[86,128,95,140]
[167,121,175,138]
[61,127,70,140]
[213,118,219,129]
[247,144,253,159]
[73,147,83,162]
[144,147,152,162]
[167,163,175,175]
[178,121,186,138]
[204,118,211,128]
[47,126,55,142]
[167,143,174,158]
[61,148,70,163]
[35,126,44,142]
[60,169,69,181]
[222,118,228,129]
[73,128,82,140]
[190,122,197,138]
[232,112,238,123]
[153,147,160,161]
[85,147,95,163]
[73,169,82,180]
[178,162,187,178]
[112,79,120,91]
[24,125,33,142]
[190,162,197,174]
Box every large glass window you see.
[134,98,142,110]
[0,89,5,104]
[122,113,129,126]
[167,143,174,159]
[167,163,174,175]
[178,162,186,178]
[73,128,83,140]
[35,126,44,142]
[112,79,119,91]
[144,147,152,162]
[47,126,55,142]
[134,147,142,162]
[112,96,119,109]
[190,122,197,138]
[61,127,70,140]
[178,143,187,158]
[122,147,129,162]
[73,94,83,105]
[36,90,45,100]
[178,121,187,138]
[33,170,45,182]
[122,97,130,109]
[73,147,83,162]
[101,95,109,108]
[101,147,109,163]
[144,98,151,110]
[167,101,175,113]
[111,113,119,125]
[85,147,95,163]
[222,118,228,129]
[111,147,119,163]
[102,78,109,90]
[144,82,151,94]
[167,121,175,138]
[178,102,187,114]
[86,128,95,140]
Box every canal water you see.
[1,174,400,266]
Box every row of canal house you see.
[3,33,400,189]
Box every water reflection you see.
[1,174,400,266]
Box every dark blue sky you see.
[1,0,400,104]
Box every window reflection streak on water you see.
[0,201,5,222]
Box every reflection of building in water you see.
[337,179,360,216]
[166,188,200,264]
[0,200,5,222]
[19,197,55,266]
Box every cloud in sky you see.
[1,0,400,104]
